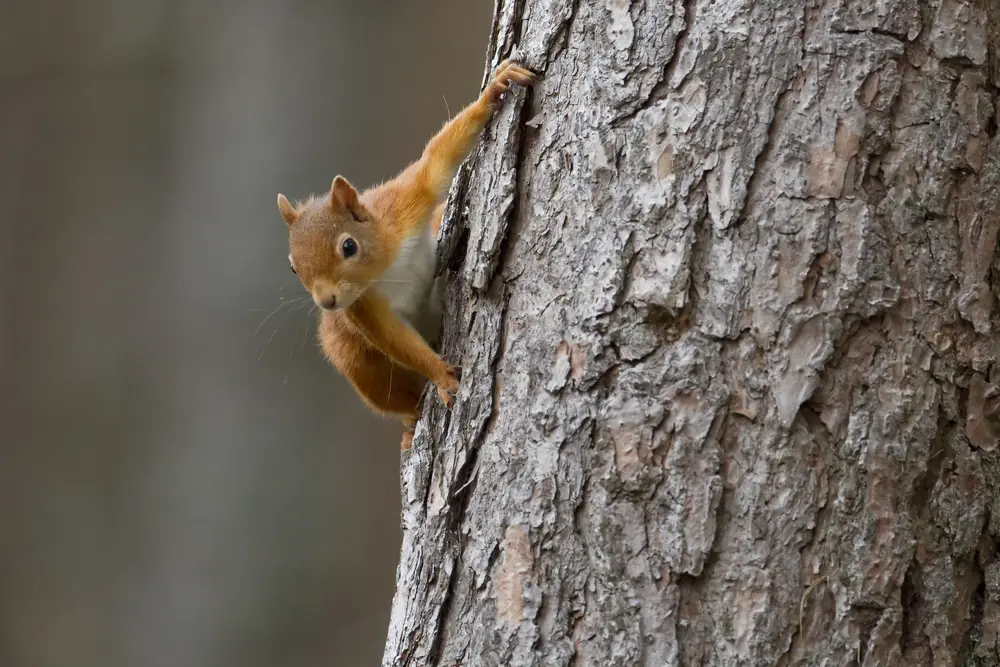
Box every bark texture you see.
[384,0,1000,665]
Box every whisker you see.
[297,327,309,360]
[387,361,393,403]
[295,319,309,358]
[285,315,308,384]
[257,302,303,362]
[277,299,320,381]
[258,326,282,362]
[287,322,301,363]
[288,301,313,355]
[303,305,318,355]
[257,300,299,362]
[253,295,307,338]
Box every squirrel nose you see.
[317,294,337,310]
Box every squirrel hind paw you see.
[400,431,414,451]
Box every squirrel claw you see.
[484,60,538,106]
[436,364,461,407]
[493,59,538,84]
[438,385,457,408]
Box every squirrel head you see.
[277,176,387,311]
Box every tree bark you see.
[383,0,1000,665]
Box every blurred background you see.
[0,1,491,665]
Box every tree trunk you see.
[383,0,1000,665]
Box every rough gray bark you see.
[383,0,1000,665]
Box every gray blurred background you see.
[0,2,491,665]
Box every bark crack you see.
[662,0,695,87]
[544,0,582,64]
[425,557,460,667]
[733,75,797,228]
[610,0,691,127]
[833,27,909,44]
[609,65,670,128]
[899,558,918,655]
[732,3,809,230]
[493,95,534,285]
[963,571,988,664]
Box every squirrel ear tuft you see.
[277,194,297,226]
[330,176,365,221]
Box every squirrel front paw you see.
[435,364,462,407]
[483,59,537,107]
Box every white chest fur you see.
[372,224,441,342]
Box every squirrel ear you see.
[277,194,297,226]
[330,176,365,221]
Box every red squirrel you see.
[275,59,537,450]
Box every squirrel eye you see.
[341,237,358,258]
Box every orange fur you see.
[431,202,446,237]
[275,60,537,449]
